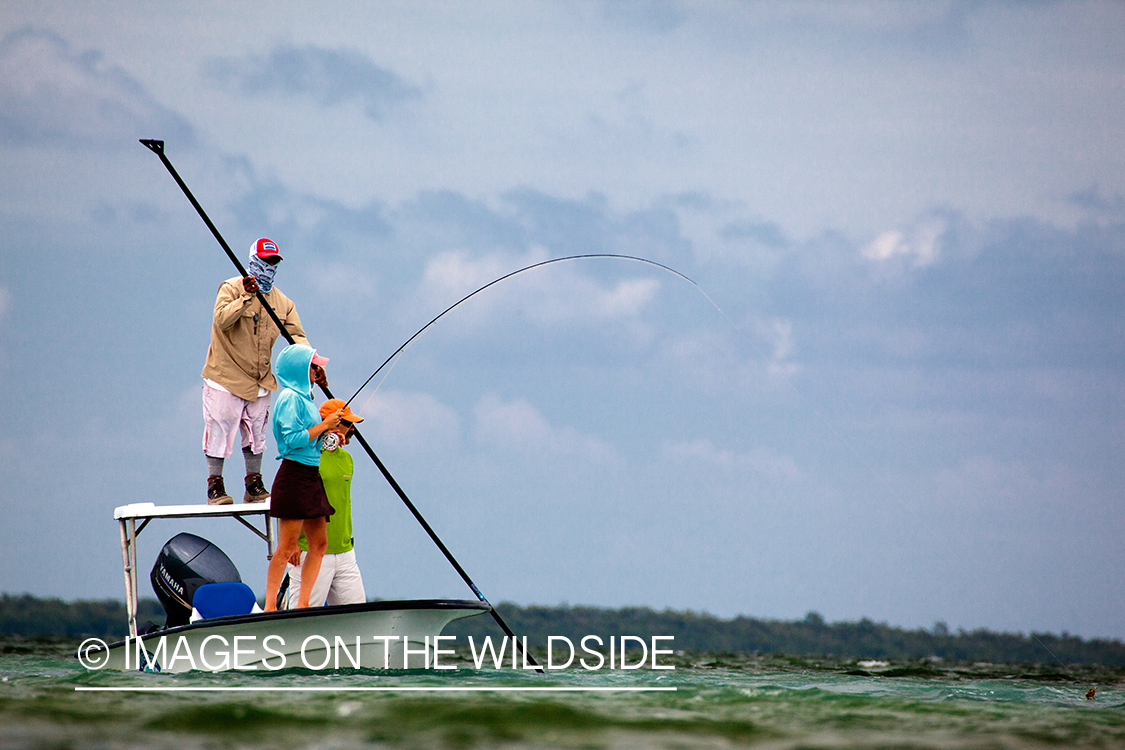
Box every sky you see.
[1,1,1123,641]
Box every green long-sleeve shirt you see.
[298,447,355,554]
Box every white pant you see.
[284,549,366,608]
[202,383,270,458]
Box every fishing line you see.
[348,248,1090,690]
[345,253,721,409]
[348,252,907,554]
[402,253,1097,689]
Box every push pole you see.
[140,139,542,672]
[139,140,296,346]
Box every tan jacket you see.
[200,277,309,401]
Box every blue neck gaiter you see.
[248,253,278,293]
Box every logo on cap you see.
[254,238,282,259]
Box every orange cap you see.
[319,398,363,422]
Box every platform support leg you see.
[119,519,137,638]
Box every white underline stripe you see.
[75,686,676,693]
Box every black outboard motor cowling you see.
[151,533,241,627]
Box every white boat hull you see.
[90,599,490,673]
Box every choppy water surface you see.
[2,637,1124,749]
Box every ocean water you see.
[2,637,1124,749]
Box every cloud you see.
[720,220,789,250]
[357,389,460,452]
[204,43,421,122]
[1068,184,1125,220]
[661,438,801,482]
[308,261,378,299]
[929,455,1075,513]
[862,217,946,267]
[502,189,693,262]
[393,188,695,282]
[595,277,662,317]
[754,316,801,378]
[658,328,739,392]
[472,394,615,460]
[654,319,800,401]
[600,0,687,34]
[761,210,1125,435]
[221,165,393,251]
[0,28,194,147]
[748,2,976,57]
[419,249,513,304]
[415,248,662,330]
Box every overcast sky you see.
[2,1,1123,641]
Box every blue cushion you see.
[192,582,258,619]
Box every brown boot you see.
[244,472,270,503]
[207,475,233,505]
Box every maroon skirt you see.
[270,459,335,520]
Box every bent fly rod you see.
[139,139,542,672]
[345,253,717,410]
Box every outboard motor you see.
[151,533,241,627]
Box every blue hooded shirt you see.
[271,344,321,466]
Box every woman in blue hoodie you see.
[264,343,345,610]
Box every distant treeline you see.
[0,594,164,640]
[4,593,1123,666]
[444,604,1125,667]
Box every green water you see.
[3,637,1124,749]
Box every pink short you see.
[202,383,271,458]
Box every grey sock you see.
[206,455,224,477]
[243,447,263,476]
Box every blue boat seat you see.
[189,582,263,622]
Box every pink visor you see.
[311,351,329,366]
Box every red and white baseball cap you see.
[253,238,282,260]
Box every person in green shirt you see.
[284,399,366,607]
